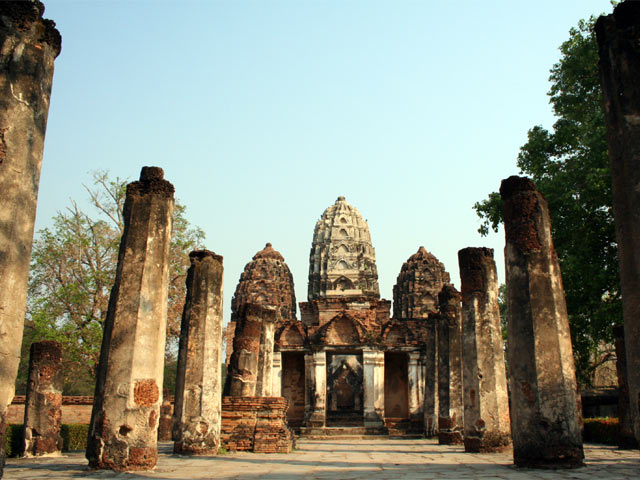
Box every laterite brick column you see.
[458,247,511,453]
[23,341,63,456]
[0,2,60,474]
[437,285,463,445]
[304,351,327,428]
[255,314,277,397]
[596,2,640,446]
[86,167,174,471]
[225,304,277,397]
[500,176,583,468]
[362,349,385,428]
[423,319,438,437]
[173,250,224,455]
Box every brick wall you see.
[221,396,294,453]
[7,395,175,425]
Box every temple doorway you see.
[326,351,363,426]
[384,352,409,419]
[281,352,305,430]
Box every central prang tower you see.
[307,196,380,301]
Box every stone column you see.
[362,349,384,428]
[23,340,63,457]
[304,351,326,428]
[173,250,224,455]
[407,351,422,430]
[225,304,276,397]
[255,315,277,397]
[437,285,463,445]
[157,396,173,441]
[423,319,438,437]
[596,2,640,446]
[272,352,282,397]
[458,247,511,453]
[0,2,60,473]
[500,176,583,468]
[86,167,174,471]
[613,325,637,449]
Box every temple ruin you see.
[3,1,631,473]
[221,196,456,437]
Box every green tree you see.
[17,171,204,394]
[474,16,620,387]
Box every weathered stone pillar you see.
[500,176,583,468]
[272,352,282,397]
[596,2,640,446]
[86,167,174,471]
[417,354,425,417]
[613,325,637,449]
[173,250,224,455]
[255,315,277,397]
[23,340,63,457]
[0,2,60,473]
[362,349,385,428]
[157,396,172,442]
[437,285,463,445]
[304,351,326,428]
[225,304,276,397]
[423,319,438,437]
[458,247,511,453]
[407,351,422,430]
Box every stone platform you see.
[4,439,639,479]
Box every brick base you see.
[221,397,294,453]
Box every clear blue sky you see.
[37,0,615,326]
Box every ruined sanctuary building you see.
[23,341,63,457]
[596,0,640,446]
[500,176,583,468]
[173,250,224,455]
[458,248,510,453]
[228,197,449,437]
[86,167,174,471]
[220,244,295,453]
[0,1,60,474]
[393,247,451,436]
[224,242,296,398]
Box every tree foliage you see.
[473,17,620,386]
[17,171,204,394]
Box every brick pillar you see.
[596,2,640,446]
[272,352,282,397]
[86,167,174,471]
[423,319,438,437]
[23,341,63,456]
[225,304,276,397]
[173,250,224,455]
[500,176,583,468]
[255,315,277,397]
[458,247,511,453]
[0,2,60,474]
[437,285,463,445]
[613,325,637,449]
[157,396,173,442]
[304,351,326,428]
[362,349,384,428]
[407,351,422,431]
